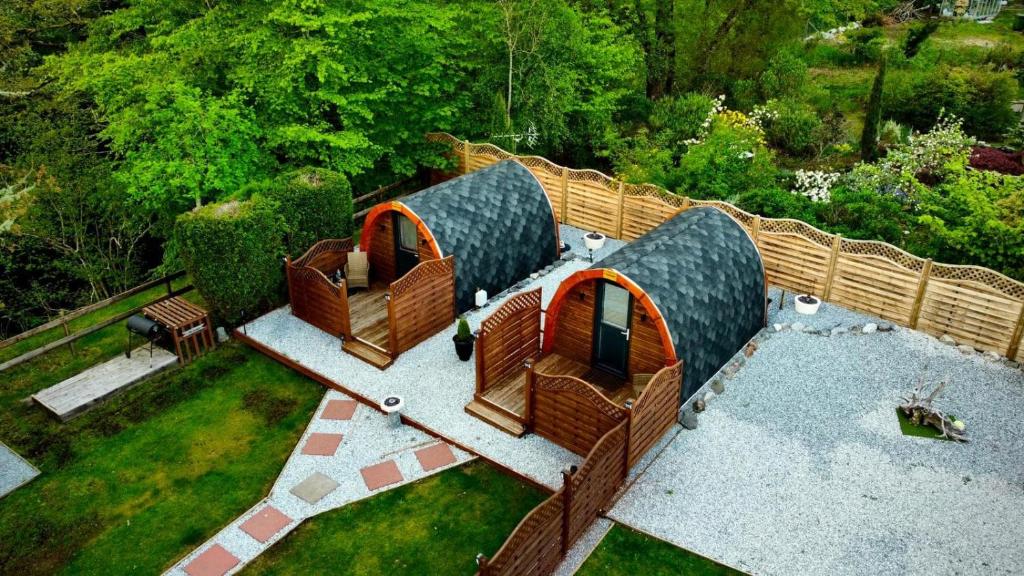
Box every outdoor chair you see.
[345,251,369,290]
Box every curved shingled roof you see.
[401,160,559,311]
[592,207,766,398]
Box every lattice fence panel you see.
[628,362,683,468]
[531,373,629,456]
[565,170,619,237]
[389,256,455,353]
[481,488,565,576]
[478,289,542,394]
[567,422,628,546]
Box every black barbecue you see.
[126,314,164,361]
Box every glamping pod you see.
[361,160,560,311]
[468,206,765,442]
[286,160,559,369]
[545,206,767,398]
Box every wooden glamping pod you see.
[469,207,765,445]
[286,160,560,369]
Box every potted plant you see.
[584,231,606,251]
[794,294,821,315]
[453,317,475,361]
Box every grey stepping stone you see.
[290,472,338,504]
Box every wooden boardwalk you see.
[32,346,178,421]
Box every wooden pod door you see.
[593,281,632,377]
[393,212,420,278]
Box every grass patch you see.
[578,525,742,576]
[0,342,322,575]
[244,461,547,575]
[895,407,954,442]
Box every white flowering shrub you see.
[683,94,726,145]
[792,169,840,202]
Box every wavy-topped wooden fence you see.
[286,238,354,339]
[387,255,456,354]
[475,289,543,396]
[428,132,1024,362]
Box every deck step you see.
[465,399,526,437]
[342,338,393,369]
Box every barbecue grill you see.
[126,314,163,364]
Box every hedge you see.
[250,167,353,257]
[175,196,286,325]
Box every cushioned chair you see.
[345,251,369,290]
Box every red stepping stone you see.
[239,505,292,543]
[360,460,403,491]
[415,443,457,472]
[184,544,239,576]
[321,399,358,421]
[301,433,343,456]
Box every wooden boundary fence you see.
[428,132,1024,363]
[388,256,456,354]
[285,238,354,339]
[475,289,543,396]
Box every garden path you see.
[164,389,473,576]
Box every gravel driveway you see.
[611,289,1024,576]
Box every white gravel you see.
[553,518,613,576]
[0,441,39,498]
[165,390,473,575]
[239,225,625,489]
[610,288,1024,576]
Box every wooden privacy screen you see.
[627,362,683,468]
[286,238,354,339]
[526,369,629,456]
[428,133,1024,363]
[388,256,456,354]
[475,289,543,395]
[478,421,629,576]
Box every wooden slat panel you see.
[389,256,456,354]
[628,362,683,468]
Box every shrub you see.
[175,196,286,325]
[676,119,779,200]
[760,100,823,158]
[846,26,886,63]
[247,167,353,257]
[735,186,817,222]
[861,58,886,161]
[884,66,1017,140]
[759,50,808,100]
[969,147,1024,175]
[648,93,716,147]
[902,21,938,59]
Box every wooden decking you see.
[466,353,635,435]
[32,346,178,421]
[347,286,389,348]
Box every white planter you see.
[794,294,821,315]
[584,232,606,252]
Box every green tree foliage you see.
[248,167,354,257]
[902,21,938,59]
[861,57,886,161]
[175,196,286,325]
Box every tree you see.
[861,57,886,161]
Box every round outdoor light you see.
[381,395,405,428]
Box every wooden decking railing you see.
[475,289,543,396]
[428,132,1024,363]
[387,255,456,355]
[286,238,354,339]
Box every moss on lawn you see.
[578,525,743,576]
[0,342,322,575]
[244,461,547,576]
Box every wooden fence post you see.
[59,310,76,356]
[523,358,535,430]
[909,259,933,329]
[614,181,625,239]
[822,234,842,300]
[560,469,573,555]
[751,215,761,244]
[475,330,486,395]
[463,139,472,175]
[387,292,399,354]
[560,166,569,224]
[680,196,691,211]
[475,554,490,575]
[1006,305,1024,360]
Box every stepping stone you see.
[290,472,339,504]
[239,505,292,543]
[184,544,239,576]
[361,460,403,491]
[415,443,457,472]
[321,399,358,420]
[301,433,343,456]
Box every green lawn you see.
[244,461,547,575]
[578,525,743,576]
[0,342,323,575]
[0,275,193,364]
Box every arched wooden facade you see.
[544,207,767,398]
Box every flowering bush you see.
[792,169,840,202]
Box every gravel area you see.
[0,441,38,499]
[240,225,625,489]
[610,287,1024,576]
[553,518,613,576]
[166,390,472,575]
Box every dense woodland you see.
[1,0,1023,334]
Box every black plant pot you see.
[453,336,475,361]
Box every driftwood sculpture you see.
[899,378,968,442]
